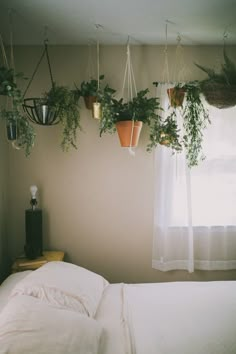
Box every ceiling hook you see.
[176,33,181,44]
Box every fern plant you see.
[195,49,236,85]
[195,50,236,109]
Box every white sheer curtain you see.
[152,84,236,272]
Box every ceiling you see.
[0,0,236,46]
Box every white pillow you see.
[0,295,103,354]
[11,261,109,317]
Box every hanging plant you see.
[195,49,236,109]
[0,67,16,96]
[167,85,185,108]
[22,40,82,151]
[75,75,104,109]
[1,109,35,156]
[99,87,167,150]
[0,66,35,156]
[44,85,81,151]
[148,110,182,152]
[182,82,210,167]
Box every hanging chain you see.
[44,40,55,88]
[23,40,54,98]
[23,46,46,98]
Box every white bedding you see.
[95,283,131,354]
[0,271,31,312]
[1,264,236,354]
[0,295,102,354]
[123,282,236,354]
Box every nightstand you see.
[11,251,65,273]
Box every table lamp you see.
[24,185,43,259]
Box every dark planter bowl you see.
[23,98,60,125]
[201,82,236,109]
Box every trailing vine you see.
[182,82,210,167]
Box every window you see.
[152,85,236,272]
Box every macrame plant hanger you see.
[169,34,187,108]
[22,34,60,126]
[0,10,20,145]
[153,22,170,103]
[116,38,142,155]
[92,25,102,119]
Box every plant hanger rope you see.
[96,28,100,93]
[23,39,54,99]
[162,21,170,85]
[122,37,137,101]
[121,37,137,155]
[22,31,60,126]
[173,34,187,84]
[0,34,9,68]
[92,24,102,119]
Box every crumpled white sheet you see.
[0,294,103,354]
[11,261,109,317]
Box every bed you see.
[0,261,236,354]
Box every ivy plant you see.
[182,82,210,167]
[44,85,81,151]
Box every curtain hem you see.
[152,260,236,272]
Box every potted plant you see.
[182,81,210,167]
[148,110,182,152]
[0,66,26,97]
[44,85,81,151]
[0,66,35,156]
[195,49,236,109]
[1,109,35,156]
[167,84,186,108]
[23,83,81,151]
[99,87,181,151]
[75,75,104,109]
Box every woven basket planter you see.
[167,87,185,107]
[201,82,236,109]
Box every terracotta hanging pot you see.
[167,87,185,107]
[84,96,97,110]
[92,102,102,119]
[115,120,143,147]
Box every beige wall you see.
[0,113,9,281]
[6,45,236,283]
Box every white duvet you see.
[123,281,236,354]
[1,266,236,354]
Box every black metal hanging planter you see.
[22,40,60,126]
